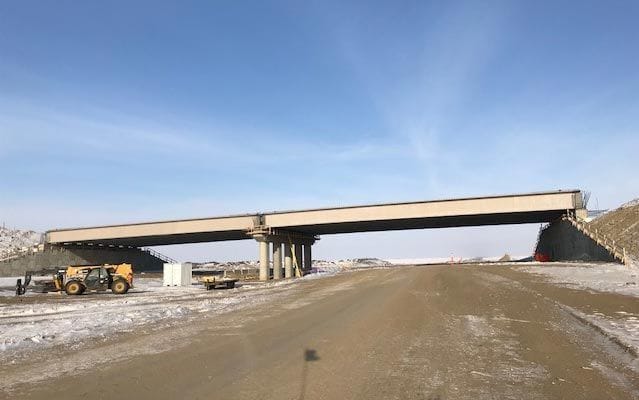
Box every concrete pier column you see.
[303,244,312,272]
[284,243,293,278]
[294,243,303,277]
[259,240,270,281]
[272,241,282,280]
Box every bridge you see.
[45,190,585,281]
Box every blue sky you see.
[1,1,637,261]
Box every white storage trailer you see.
[163,263,192,286]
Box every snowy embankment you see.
[520,262,639,298]
[0,227,41,259]
[520,262,639,355]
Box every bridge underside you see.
[49,210,568,248]
[77,230,250,247]
[282,209,566,236]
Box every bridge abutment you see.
[535,217,616,262]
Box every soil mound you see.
[589,198,639,261]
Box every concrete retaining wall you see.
[535,219,615,262]
[0,246,165,277]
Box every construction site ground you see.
[2,263,638,399]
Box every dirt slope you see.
[590,199,639,261]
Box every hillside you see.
[589,199,639,262]
[0,227,42,259]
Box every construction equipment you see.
[15,267,59,294]
[16,264,134,296]
[198,275,238,290]
[15,276,31,296]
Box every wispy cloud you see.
[317,2,513,195]
[0,96,411,166]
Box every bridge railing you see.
[141,247,177,264]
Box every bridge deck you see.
[46,190,583,247]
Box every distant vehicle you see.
[16,263,134,296]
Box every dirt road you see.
[7,265,639,399]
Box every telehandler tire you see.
[111,279,130,295]
[65,281,85,295]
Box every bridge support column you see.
[294,243,303,277]
[284,243,293,279]
[258,239,270,281]
[303,243,312,273]
[248,228,318,280]
[272,241,282,280]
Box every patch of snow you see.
[620,198,639,209]
[520,262,639,298]
[0,277,20,288]
[0,277,21,297]
[0,276,312,362]
[567,307,639,355]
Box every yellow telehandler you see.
[16,263,134,296]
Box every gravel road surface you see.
[5,265,639,399]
